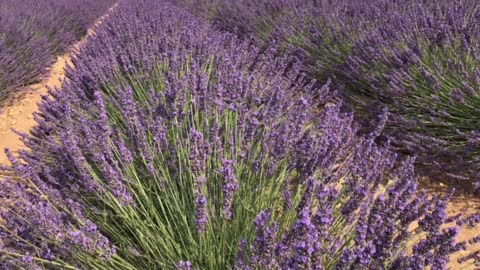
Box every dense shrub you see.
[0,0,115,106]
[174,0,480,188]
[1,0,479,269]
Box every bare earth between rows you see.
[0,4,479,269]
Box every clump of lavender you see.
[175,0,480,188]
[0,0,478,269]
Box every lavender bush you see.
[0,0,115,107]
[174,0,480,187]
[1,0,479,269]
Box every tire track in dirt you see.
[0,2,118,165]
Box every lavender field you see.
[0,0,480,269]
[0,0,115,106]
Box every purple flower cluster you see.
[176,0,480,188]
[0,152,115,269]
[235,162,472,269]
[0,0,115,106]
[1,0,479,269]
[220,159,238,220]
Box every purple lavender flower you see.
[194,192,208,233]
[189,129,207,174]
[221,159,239,220]
[177,260,192,270]
[250,209,278,268]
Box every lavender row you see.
[0,0,115,107]
[0,0,479,269]
[173,0,480,188]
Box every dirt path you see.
[0,55,70,164]
[0,3,117,165]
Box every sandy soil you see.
[0,55,70,164]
